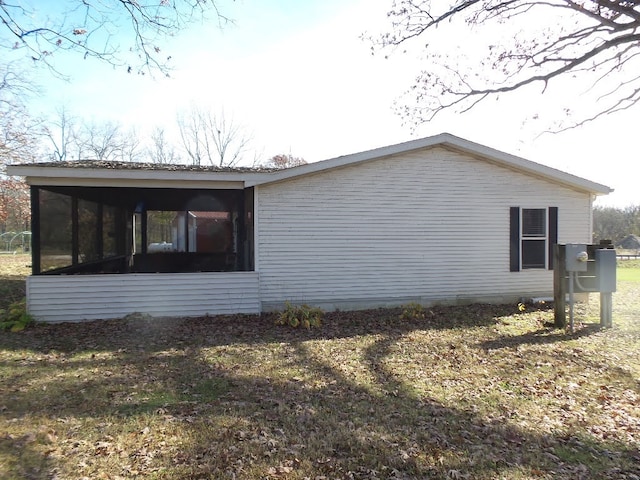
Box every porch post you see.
[30,186,40,275]
[72,196,79,265]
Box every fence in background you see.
[0,231,31,253]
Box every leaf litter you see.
[0,276,639,479]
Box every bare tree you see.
[0,62,37,109]
[76,121,140,161]
[263,153,307,169]
[147,126,180,164]
[0,112,38,170]
[42,106,77,162]
[121,127,142,162]
[81,121,122,160]
[177,106,252,167]
[0,64,40,170]
[177,108,204,165]
[0,1,231,77]
[374,1,640,129]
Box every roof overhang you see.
[6,163,272,190]
[248,133,613,196]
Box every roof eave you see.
[436,135,613,196]
[249,132,613,195]
[7,164,273,189]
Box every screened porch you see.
[31,185,255,275]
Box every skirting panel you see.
[26,272,260,323]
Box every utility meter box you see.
[565,244,588,272]
[595,249,617,292]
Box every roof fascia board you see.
[20,176,246,190]
[436,135,613,195]
[245,135,451,187]
[249,133,612,195]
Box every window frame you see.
[510,206,558,272]
[520,208,548,269]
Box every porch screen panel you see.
[147,211,182,251]
[39,190,73,272]
[103,205,118,257]
[189,211,232,253]
[78,199,100,263]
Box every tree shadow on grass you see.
[2,303,640,478]
[1,326,640,479]
[479,322,602,351]
[0,433,53,480]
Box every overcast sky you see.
[21,0,640,208]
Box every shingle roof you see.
[17,160,279,173]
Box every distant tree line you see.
[593,205,640,245]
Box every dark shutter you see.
[510,207,520,272]
[548,206,558,270]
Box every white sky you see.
[23,0,640,208]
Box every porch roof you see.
[7,160,276,189]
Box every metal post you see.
[600,292,612,328]
[553,244,567,328]
[569,272,575,334]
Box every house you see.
[7,133,612,323]
[617,234,640,250]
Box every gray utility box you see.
[565,244,588,272]
[554,242,617,329]
[595,248,617,293]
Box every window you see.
[510,207,558,271]
[521,209,546,269]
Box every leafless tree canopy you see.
[263,154,307,169]
[375,1,640,128]
[147,127,181,164]
[0,0,230,76]
[177,106,252,167]
[0,111,38,171]
[0,64,40,171]
[40,111,142,162]
[42,106,76,162]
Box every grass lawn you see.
[0,254,29,312]
[0,263,639,479]
[618,264,640,283]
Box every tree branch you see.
[375,0,640,128]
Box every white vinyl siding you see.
[27,272,260,323]
[256,147,592,310]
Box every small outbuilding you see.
[617,234,640,250]
[8,133,612,322]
